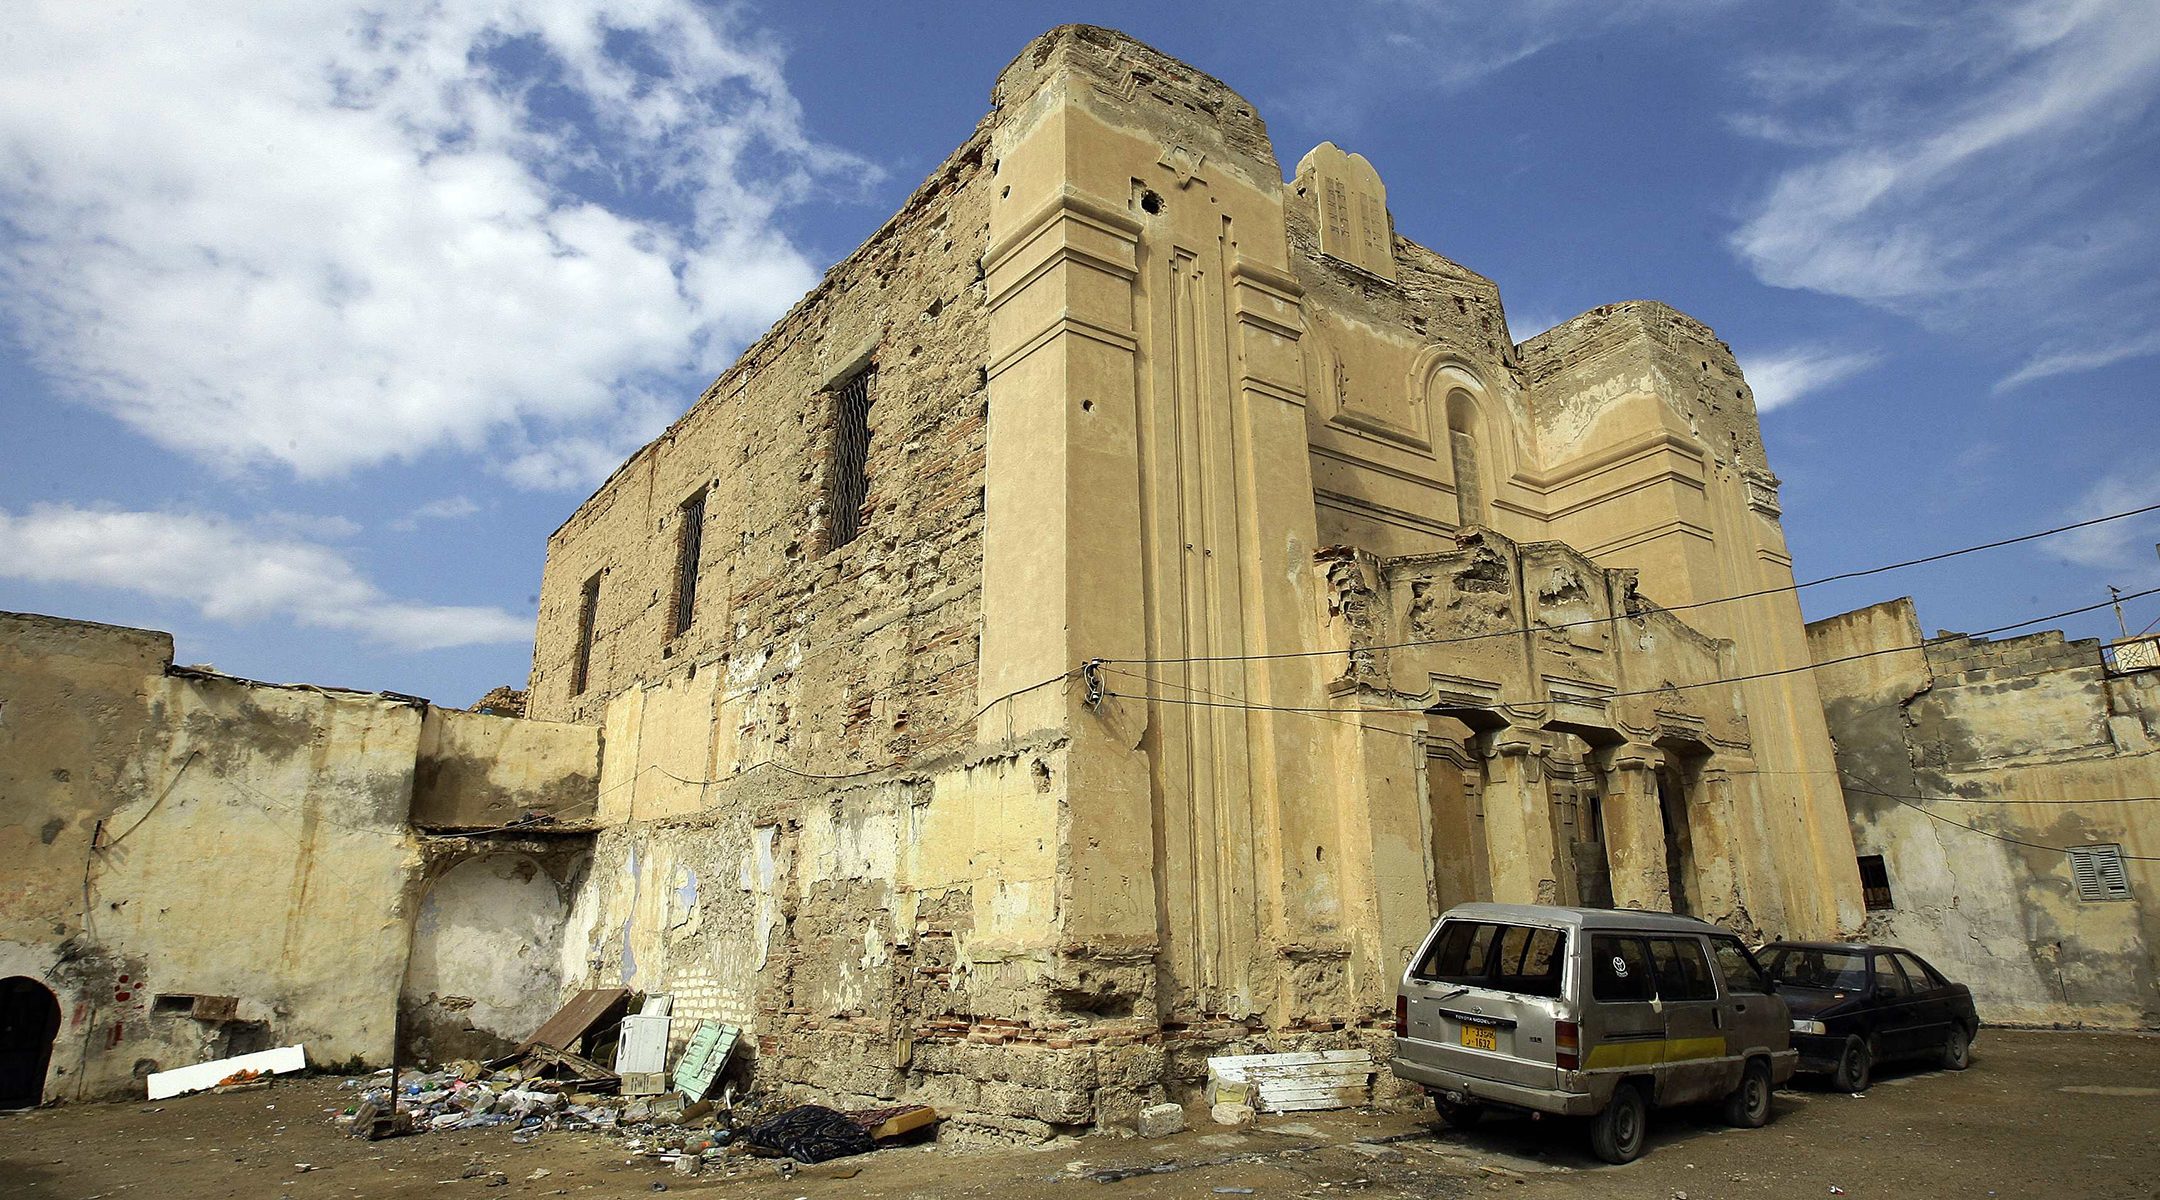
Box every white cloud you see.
[1379,0,1730,87]
[1728,0,2160,386]
[0,2,858,486]
[0,505,530,650]
[1738,345,1881,412]
[2050,474,2160,589]
[390,494,482,532]
[1994,327,2160,391]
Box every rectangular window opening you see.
[826,367,874,550]
[670,489,707,638]
[2069,844,2132,901]
[1857,853,1895,911]
[571,572,601,696]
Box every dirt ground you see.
[5,1029,2156,1200]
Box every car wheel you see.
[1832,1036,1872,1093]
[1589,1081,1649,1164]
[1942,1024,1972,1071]
[1434,1097,1485,1128]
[1722,1057,1773,1128]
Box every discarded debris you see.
[671,1019,741,1101]
[148,1044,308,1100]
[1206,1051,1374,1114]
[740,1105,877,1164]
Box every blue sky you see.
[3,1,2156,704]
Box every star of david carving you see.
[1158,145,1208,189]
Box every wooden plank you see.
[1208,1049,1373,1114]
[1208,1050,1370,1072]
[147,1045,307,1100]
[521,987,630,1053]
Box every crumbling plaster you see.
[528,24,1868,1133]
[0,610,601,1102]
[1809,598,2160,1028]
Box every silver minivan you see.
[1389,903,1797,1163]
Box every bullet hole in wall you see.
[1140,190,1163,215]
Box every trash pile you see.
[326,987,936,1174]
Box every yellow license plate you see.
[1460,1025,1497,1051]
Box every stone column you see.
[1595,743,1672,911]
[1477,728,1560,905]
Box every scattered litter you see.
[147,1045,308,1100]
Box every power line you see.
[1100,585,2160,716]
[1845,779,2160,862]
[600,666,1076,800]
[1101,499,2160,666]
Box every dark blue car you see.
[1759,942,1979,1092]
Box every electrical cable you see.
[598,665,1076,799]
[1844,779,2160,861]
[1100,585,2160,716]
[1101,499,2160,666]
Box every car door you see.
[1891,951,1951,1052]
[1585,933,1663,1077]
[1869,952,1922,1059]
[1648,935,1727,1103]
[1708,934,1783,1059]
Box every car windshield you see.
[1412,921,1568,998]
[1764,947,1870,991]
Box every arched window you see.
[1446,389,1485,528]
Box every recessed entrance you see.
[1,976,61,1109]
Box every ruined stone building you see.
[523,26,1865,1133]
[1809,601,2160,1028]
[1,611,599,1105]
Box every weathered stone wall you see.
[0,610,599,1102]
[1808,598,2160,1027]
[528,22,1871,1133]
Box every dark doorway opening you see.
[1,976,61,1108]
[1656,764,1696,917]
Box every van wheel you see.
[1589,1082,1648,1164]
[1722,1057,1773,1128]
[1434,1097,1485,1128]
[1832,1036,1872,1093]
[1942,1025,1972,1071]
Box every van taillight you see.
[1394,994,1408,1037]
[1555,1020,1580,1070]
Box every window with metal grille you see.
[2069,844,2132,901]
[1856,854,1895,911]
[670,488,706,638]
[826,367,874,550]
[571,572,601,695]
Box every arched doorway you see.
[1,976,61,1108]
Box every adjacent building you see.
[1808,599,2160,1028]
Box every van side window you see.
[1649,937,1718,1001]
[1413,921,1497,982]
[1710,936,1772,994]
[1591,935,1656,1003]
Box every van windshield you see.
[1412,921,1567,998]
[1763,946,1870,991]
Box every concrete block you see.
[1210,1102,1255,1127]
[1136,1102,1186,1138]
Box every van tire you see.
[1434,1097,1485,1128]
[1942,1024,1972,1071]
[1832,1036,1872,1093]
[1589,1081,1648,1164]
[1722,1057,1773,1128]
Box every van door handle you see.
[1735,1003,1748,1013]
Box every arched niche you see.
[1411,350,1507,529]
[400,854,569,1064]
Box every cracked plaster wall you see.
[1808,598,2160,1027]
